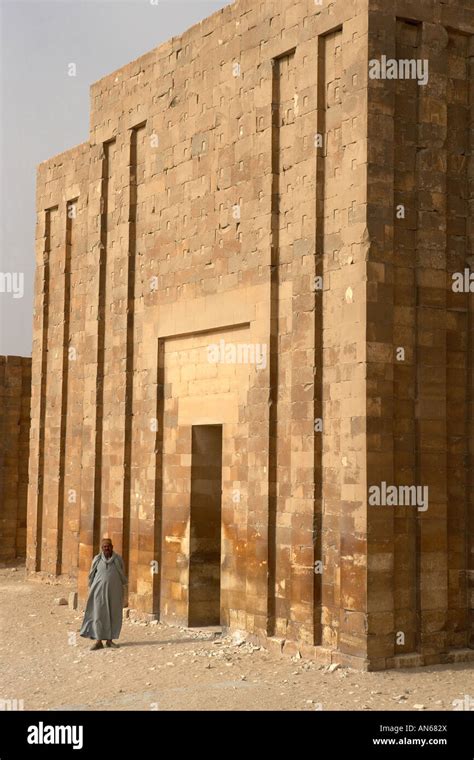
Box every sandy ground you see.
[0,565,472,712]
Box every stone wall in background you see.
[0,356,31,562]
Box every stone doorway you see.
[188,424,223,627]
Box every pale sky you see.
[0,0,230,357]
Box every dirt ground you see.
[0,564,472,712]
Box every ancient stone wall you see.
[27,0,474,669]
[366,2,474,668]
[0,356,31,562]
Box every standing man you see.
[80,537,128,650]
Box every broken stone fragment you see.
[231,629,246,646]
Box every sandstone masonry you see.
[0,356,31,562]
[27,0,474,669]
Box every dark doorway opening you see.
[189,424,223,627]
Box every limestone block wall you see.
[27,0,474,669]
[28,143,89,579]
[0,356,31,562]
[367,1,474,667]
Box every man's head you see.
[101,538,113,558]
